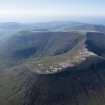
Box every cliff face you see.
[0,31,105,105]
[86,32,105,57]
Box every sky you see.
[0,0,105,22]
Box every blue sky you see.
[0,0,105,22]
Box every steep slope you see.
[0,31,84,61]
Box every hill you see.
[0,22,105,105]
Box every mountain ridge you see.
[0,22,105,105]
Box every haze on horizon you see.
[0,0,105,22]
